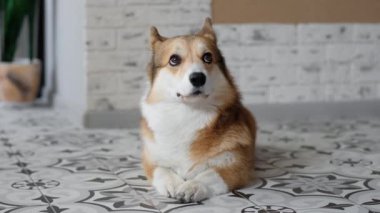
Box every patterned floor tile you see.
[117,168,150,188]
[296,205,371,213]
[76,183,160,212]
[0,206,50,213]
[1,106,380,212]
[236,188,371,213]
[347,188,380,212]
[0,169,47,206]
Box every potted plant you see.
[0,0,40,103]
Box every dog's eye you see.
[169,54,181,66]
[202,52,212,64]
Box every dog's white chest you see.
[142,101,216,176]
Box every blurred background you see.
[1,0,379,127]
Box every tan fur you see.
[190,103,256,189]
[140,117,155,182]
[141,147,155,182]
[141,18,257,193]
[140,117,155,142]
[191,105,256,160]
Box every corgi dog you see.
[140,18,256,202]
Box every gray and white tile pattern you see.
[0,106,379,212]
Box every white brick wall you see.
[354,24,380,42]
[85,0,380,111]
[325,84,378,101]
[297,24,353,43]
[86,29,116,50]
[270,85,325,103]
[217,23,380,104]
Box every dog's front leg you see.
[175,168,228,202]
[152,167,185,198]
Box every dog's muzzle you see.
[189,72,206,87]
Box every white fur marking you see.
[208,151,236,167]
[194,169,229,196]
[177,168,228,202]
[152,167,184,197]
[176,180,209,202]
[142,96,217,177]
[177,63,208,97]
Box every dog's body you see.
[140,18,256,202]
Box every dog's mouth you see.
[176,90,209,101]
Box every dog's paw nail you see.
[176,192,184,199]
[175,180,209,202]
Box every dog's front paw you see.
[153,168,184,198]
[175,180,209,203]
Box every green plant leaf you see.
[27,0,37,61]
[1,0,38,62]
[0,0,5,11]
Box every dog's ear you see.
[150,26,166,49]
[197,17,216,42]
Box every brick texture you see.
[85,0,380,111]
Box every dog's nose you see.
[189,72,206,87]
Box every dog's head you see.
[146,18,238,107]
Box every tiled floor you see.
[0,107,380,213]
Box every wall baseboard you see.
[84,100,380,128]
[250,100,380,123]
[84,108,141,129]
